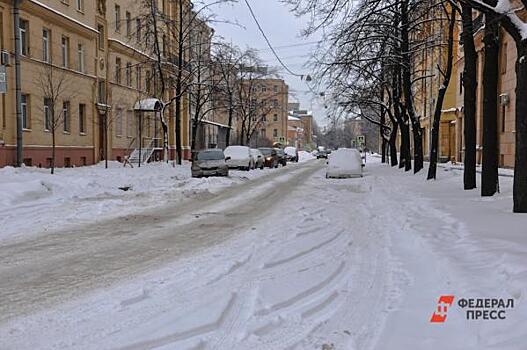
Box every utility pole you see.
[13,0,23,166]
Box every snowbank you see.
[298,151,316,162]
[0,161,274,243]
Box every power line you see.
[254,41,323,52]
[242,0,304,78]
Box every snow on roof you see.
[30,0,98,34]
[288,116,301,121]
[134,99,164,111]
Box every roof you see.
[134,99,164,112]
[288,115,301,121]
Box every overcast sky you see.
[206,0,327,126]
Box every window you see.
[115,4,121,32]
[61,36,70,68]
[64,157,71,168]
[272,99,279,108]
[146,70,151,93]
[63,101,70,132]
[126,12,131,37]
[19,19,29,56]
[77,43,85,72]
[260,128,266,137]
[115,57,122,84]
[136,66,142,90]
[115,108,123,136]
[42,29,50,62]
[76,0,84,12]
[273,129,278,137]
[79,103,86,134]
[127,110,134,137]
[80,156,87,166]
[273,85,278,92]
[136,18,141,42]
[44,97,51,130]
[273,114,278,122]
[501,42,508,75]
[126,62,132,86]
[21,94,29,129]
[98,24,105,50]
[98,81,106,104]
[261,86,267,92]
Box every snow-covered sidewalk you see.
[0,161,279,243]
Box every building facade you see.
[0,0,198,168]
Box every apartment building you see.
[0,0,197,168]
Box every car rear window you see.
[197,150,224,161]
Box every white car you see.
[284,146,298,162]
[224,145,253,170]
[326,148,363,178]
[250,149,265,169]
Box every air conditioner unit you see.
[499,93,510,106]
[1,50,10,66]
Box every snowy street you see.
[1,159,526,349]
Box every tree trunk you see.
[174,0,184,165]
[513,39,527,212]
[427,8,456,180]
[400,0,422,173]
[389,116,399,167]
[461,4,478,190]
[226,95,234,147]
[51,130,56,175]
[481,14,500,196]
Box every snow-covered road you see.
[1,159,526,349]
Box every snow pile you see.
[0,161,274,242]
[298,151,316,162]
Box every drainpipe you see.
[13,0,22,166]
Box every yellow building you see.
[413,6,459,162]
[0,0,197,168]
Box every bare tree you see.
[36,63,73,174]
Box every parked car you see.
[275,148,287,166]
[326,148,363,178]
[224,145,253,170]
[191,149,229,178]
[258,147,279,168]
[284,146,299,162]
[317,150,329,159]
[250,148,265,169]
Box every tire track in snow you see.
[263,230,345,269]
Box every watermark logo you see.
[430,295,455,323]
[430,296,515,323]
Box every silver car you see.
[191,149,229,178]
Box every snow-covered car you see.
[258,148,279,168]
[224,145,253,170]
[191,149,229,178]
[284,146,299,162]
[326,148,363,178]
[250,148,265,169]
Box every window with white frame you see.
[61,36,70,68]
[77,43,85,72]
[19,19,29,56]
[21,94,29,129]
[76,0,84,12]
[44,98,51,130]
[42,29,50,62]
[63,101,70,132]
[115,108,123,136]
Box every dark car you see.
[191,149,229,178]
[317,150,329,159]
[258,147,279,168]
[275,148,287,166]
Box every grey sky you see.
[207,0,327,126]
